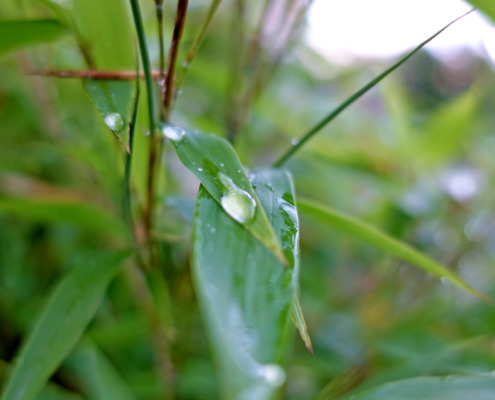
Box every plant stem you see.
[272,8,475,168]
[163,0,189,120]
[155,0,166,81]
[174,0,222,96]
[129,0,159,242]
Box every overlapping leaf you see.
[164,125,285,264]
[192,169,306,399]
[0,251,129,400]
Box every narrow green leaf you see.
[84,79,135,152]
[71,342,137,400]
[273,9,474,167]
[0,251,130,400]
[192,169,303,399]
[341,374,495,400]
[0,19,67,56]
[0,197,127,237]
[297,198,493,304]
[165,125,286,264]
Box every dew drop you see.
[162,125,185,141]
[220,163,224,167]
[259,364,285,387]
[104,113,124,132]
[218,173,256,224]
[198,167,204,172]
[291,138,300,146]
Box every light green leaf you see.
[0,251,130,400]
[72,0,134,69]
[0,19,67,56]
[84,79,135,151]
[0,197,127,237]
[192,169,304,399]
[165,125,286,264]
[297,198,493,304]
[466,1,495,23]
[341,374,495,400]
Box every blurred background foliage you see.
[1,0,495,399]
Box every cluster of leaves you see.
[1,1,495,399]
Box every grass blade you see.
[164,125,286,263]
[192,169,304,399]
[0,19,67,56]
[297,198,493,304]
[341,374,495,400]
[273,9,475,167]
[0,251,130,400]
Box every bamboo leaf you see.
[341,374,495,400]
[164,124,286,264]
[0,251,130,400]
[297,198,493,304]
[192,169,305,399]
[84,79,135,152]
[0,19,67,56]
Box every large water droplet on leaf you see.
[162,125,185,141]
[219,173,256,224]
[104,113,124,132]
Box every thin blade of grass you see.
[192,169,306,398]
[297,198,493,304]
[164,125,286,263]
[0,251,130,400]
[273,9,475,167]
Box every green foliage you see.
[1,1,494,400]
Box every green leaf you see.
[297,198,493,304]
[0,251,130,400]
[72,0,134,69]
[466,1,495,23]
[0,19,67,56]
[71,342,137,400]
[341,374,495,400]
[0,197,127,237]
[192,169,303,399]
[84,79,135,151]
[164,125,286,264]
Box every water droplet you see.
[143,130,150,136]
[220,163,224,167]
[210,226,216,234]
[218,173,256,224]
[104,113,124,132]
[259,364,285,387]
[162,125,185,141]
[291,138,299,145]
[198,167,204,172]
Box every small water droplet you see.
[162,125,185,141]
[210,227,216,234]
[220,163,224,167]
[291,138,300,146]
[259,364,285,387]
[143,130,150,136]
[198,167,203,172]
[104,113,124,132]
[219,173,256,224]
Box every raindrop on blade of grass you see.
[104,113,124,132]
[162,125,186,141]
[219,173,256,224]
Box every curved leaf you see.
[165,125,285,264]
[342,374,495,400]
[192,169,304,399]
[297,198,493,304]
[0,19,67,56]
[0,251,129,400]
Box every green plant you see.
[1,1,495,400]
